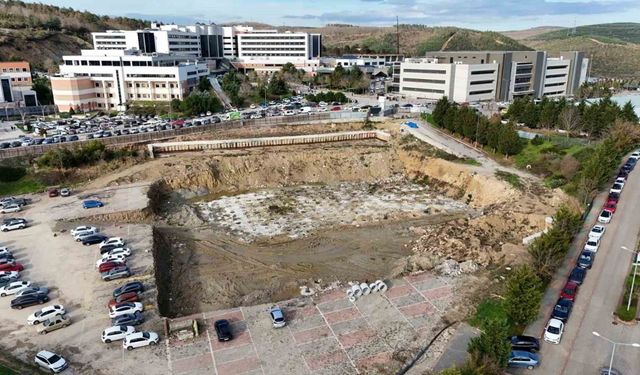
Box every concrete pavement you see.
[526,164,640,374]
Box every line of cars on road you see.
[541,152,638,348]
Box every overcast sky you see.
[27,0,639,30]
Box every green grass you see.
[0,176,45,196]
[0,366,14,375]
[455,158,482,166]
[469,299,508,329]
[495,170,523,189]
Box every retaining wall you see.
[147,130,390,158]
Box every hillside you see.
[0,0,149,72]
[534,22,640,44]
[502,26,564,41]
[299,24,532,56]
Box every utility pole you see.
[396,16,400,55]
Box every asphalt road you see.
[524,162,640,374]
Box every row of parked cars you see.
[541,152,638,349]
[71,225,159,351]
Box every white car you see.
[123,331,159,350]
[319,101,328,107]
[0,271,18,279]
[101,325,136,343]
[107,247,132,258]
[543,318,564,344]
[615,177,626,186]
[0,204,22,214]
[109,302,143,318]
[70,225,98,236]
[0,246,9,256]
[34,350,68,373]
[0,281,31,297]
[630,151,640,160]
[283,110,296,116]
[27,305,66,325]
[75,231,96,242]
[97,254,127,267]
[1,220,26,232]
[598,210,613,224]
[610,183,623,194]
[584,238,600,253]
[588,225,606,241]
[99,237,125,249]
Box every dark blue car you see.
[552,298,573,322]
[508,350,540,369]
[82,200,104,209]
[569,266,586,285]
[578,250,595,269]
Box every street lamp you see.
[592,331,640,375]
[620,246,638,310]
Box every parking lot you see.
[166,272,456,375]
[0,186,167,374]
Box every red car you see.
[98,261,126,274]
[330,106,341,112]
[0,262,24,272]
[107,291,140,308]
[171,119,185,129]
[48,188,59,197]
[560,281,578,301]
[603,201,617,213]
[608,192,620,204]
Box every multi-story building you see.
[51,49,208,112]
[0,61,32,87]
[397,51,589,102]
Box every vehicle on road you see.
[270,306,286,328]
[99,237,125,249]
[543,318,564,344]
[508,336,540,352]
[507,350,540,369]
[0,280,31,296]
[123,331,159,350]
[560,281,578,301]
[113,281,144,298]
[578,251,595,269]
[0,204,21,214]
[71,225,98,237]
[569,266,587,285]
[112,311,144,326]
[101,266,131,281]
[34,350,68,373]
[108,302,143,318]
[598,210,613,224]
[82,234,108,246]
[589,225,606,241]
[27,305,65,325]
[82,200,104,209]
[214,319,232,341]
[552,298,573,322]
[37,315,71,335]
[108,291,139,308]
[610,183,623,194]
[584,238,600,253]
[10,293,49,309]
[102,325,136,343]
[1,219,27,231]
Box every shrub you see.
[0,166,27,183]
[530,136,545,146]
[503,265,543,327]
[616,305,637,322]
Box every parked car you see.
[0,275,19,288]
[589,225,606,241]
[34,350,69,373]
[584,238,600,253]
[0,204,22,214]
[0,280,31,297]
[99,237,125,249]
[598,210,613,224]
[111,311,144,326]
[560,281,578,301]
[106,247,131,258]
[59,188,71,197]
[101,266,131,281]
[101,325,136,343]
[74,231,99,242]
[552,298,573,322]
[214,319,232,341]
[507,350,540,370]
[0,270,19,279]
[99,244,123,254]
[97,254,127,267]
[108,291,140,308]
[630,151,640,160]
[109,302,143,318]
[269,306,286,328]
[16,287,49,298]
[508,335,540,352]
[82,200,104,209]
[603,201,617,213]
[48,188,59,197]
[578,251,595,269]
[27,304,66,325]
[610,183,624,194]
[113,281,144,298]
[569,267,587,285]
[37,315,71,335]
[82,234,108,246]
[71,225,98,236]
[607,192,620,204]
[1,219,27,231]
[123,331,159,350]
[98,261,126,274]
[543,318,564,344]
[0,262,24,272]
[10,293,49,309]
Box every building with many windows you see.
[51,49,208,112]
[396,51,588,102]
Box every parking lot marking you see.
[404,276,442,313]
[314,304,359,374]
[240,307,266,375]
[204,312,218,375]
[287,325,313,374]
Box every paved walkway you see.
[432,323,480,372]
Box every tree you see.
[267,75,289,96]
[179,90,222,115]
[497,124,523,156]
[432,97,451,127]
[504,265,543,326]
[558,106,581,136]
[32,76,53,105]
[621,101,639,123]
[197,77,213,92]
[467,318,511,370]
[538,99,557,130]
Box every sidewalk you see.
[432,323,480,372]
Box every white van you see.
[299,106,312,113]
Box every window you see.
[107,83,112,88]
[95,83,100,87]
[469,89,493,95]
[96,93,101,97]
[470,70,495,75]
[109,94,113,98]
[403,68,446,74]
[470,80,495,85]
[402,87,445,94]
[402,78,446,84]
